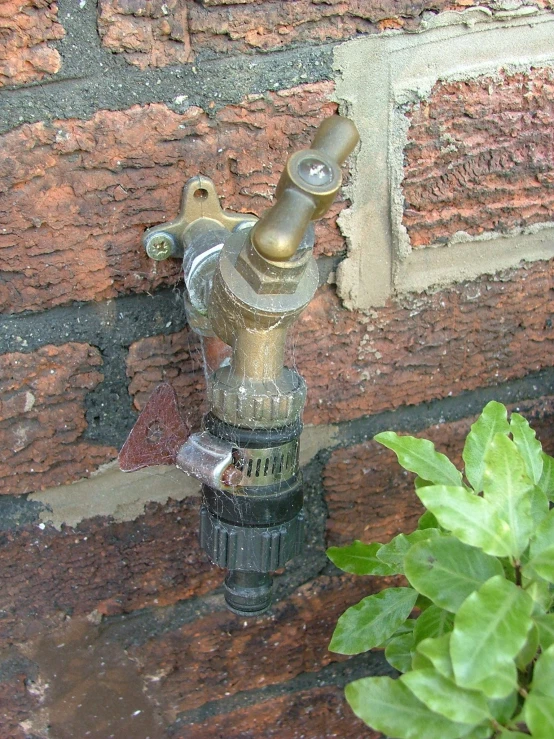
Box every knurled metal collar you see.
[208,366,307,429]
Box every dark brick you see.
[0,496,222,648]
[0,344,115,495]
[178,685,381,739]
[129,574,396,715]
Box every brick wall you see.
[0,1,553,737]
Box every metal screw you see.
[144,232,175,261]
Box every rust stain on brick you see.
[403,68,554,247]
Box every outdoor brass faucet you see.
[120,114,359,615]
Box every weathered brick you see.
[179,686,381,739]
[403,68,554,247]
[0,0,64,87]
[292,259,553,426]
[98,0,549,65]
[0,84,342,314]
[0,497,222,648]
[98,0,192,69]
[126,327,206,430]
[0,652,39,739]
[130,574,394,715]
[0,344,115,495]
[324,395,554,546]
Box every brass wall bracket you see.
[143,175,257,261]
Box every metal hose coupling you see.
[119,114,359,616]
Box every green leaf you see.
[326,540,396,576]
[532,645,554,696]
[463,401,510,493]
[374,432,463,486]
[482,433,534,558]
[416,485,514,557]
[451,576,534,697]
[405,537,504,613]
[525,511,554,583]
[376,529,440,575]
[488,692,518,724]
[525,691,554,738]
[418,509,439,529]
[401,668,492,725]
[468,661,518,700]
[416,633,454,679]
[529,485,549,528]
[413,605,454,645]
[510,412,543,485]
[497,732,531,738]
[329,587,417,655]
[538,452,554,500]
[412,649,433,670]
[534,613,554,650]
[385,631,414,672]
[345,676,473,739]
[525,579,553,614]
[461,727,493,739]
[530,509,554,559]
[515,624,539,670]
[524,545,554,584]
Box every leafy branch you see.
[328,401,554,739]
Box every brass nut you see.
[235,232,313,295]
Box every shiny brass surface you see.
[250,115,359,262]
[142,114,359,428]
[143,176,257,260]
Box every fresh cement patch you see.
[334,9,554,310]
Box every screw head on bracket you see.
[144,232,176,261]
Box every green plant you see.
[327,401,554,739]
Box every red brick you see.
[129,574,395,715]
[98,0,192,69]
[324,395,554,546]
[0,497,223,648]
[126,327,207,430]
[0,0,64,87]
[291,259,553,426]
[403,68,554,247]
[98,1,550,64]
[0,84,342,314]
[0,344,115,495]
[180,686,381,739]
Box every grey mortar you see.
[0,0,335,134]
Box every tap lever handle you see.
[311,114,360,166]
[251,114,359,262]
[119,383,191,472]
